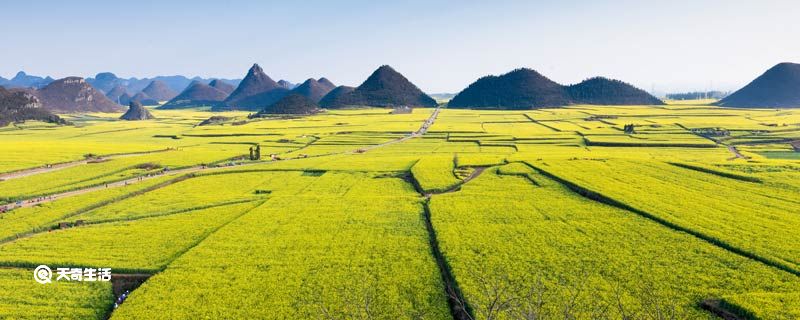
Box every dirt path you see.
[9,165,214,209]
[726,145,749,160]
[355,106,441,153]
[417,163,484,320]
[0,149,172,181]
[426,166,487,197]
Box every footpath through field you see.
[5,107,443,210]
[0,149,172,181]
[354,106,441,152]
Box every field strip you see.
[355,106,441,152]
[0,200,262,248]
[0,148,174,181]
[675,122,750,160]
[0,175,194,245]
[81,199,262,226]
[11,167,209,209]
[6,108,443,209]
[100,199,267,319]
[421,198,473,320]
[523,114,562,132]
[525,162,800,277]
[153,199,268,272]
[408,162,487,320]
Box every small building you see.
[391,106,412,114]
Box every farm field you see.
[0,104,799,319]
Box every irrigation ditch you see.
[405,165,490,320]
[525,161,800,277]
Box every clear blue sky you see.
[1,0,798,94]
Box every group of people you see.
[0,196,55,213]
[113,290,131,309]
[416,108,439,135]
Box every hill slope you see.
[141,80,178,101]
[292,78,336,102]
[130,92,159,106]
[120,100,156,120]
[86,72,121,93]
[277,80,297,89]
[35,77,123,113]
[567,77,663,105]
[105,85,128,105]
[254,93,319,116]
[209,79,235,95]
[223,64,282,110]
[325,65,436,108]
[717,62,800,108]
[158,81,229,109]
[448,68,570,109]
[319,86,355,108]
[0,87,66,126]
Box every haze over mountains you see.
[85,72,240,96]
[105,85,129,105]
[0,72,54,89]
[141,80,178,101]
[209,80,235,95]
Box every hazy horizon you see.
[1,0,798,94]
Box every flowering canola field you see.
[0,104,798,319]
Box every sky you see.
[1,0,798,94]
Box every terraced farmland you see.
[1,104,798,319]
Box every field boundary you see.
[406,166,483,320]
[525,162,800,277]
[0,174,195,245]
[667,162,761,183]
[0,148,174,180]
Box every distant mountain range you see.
[0,72,54,89]
[5,61,800,113]
[85,72,241,96]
